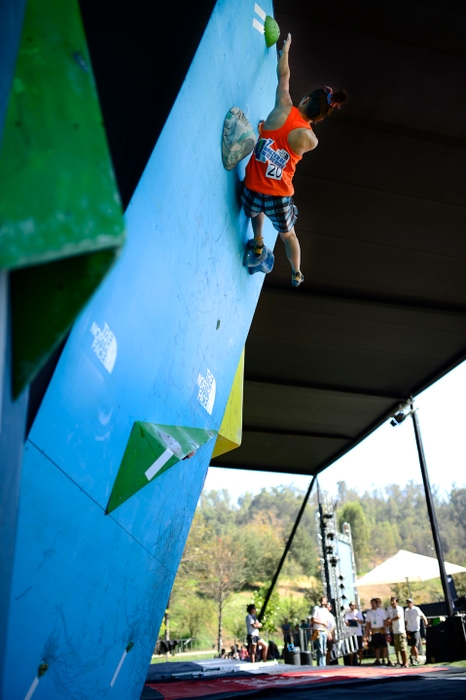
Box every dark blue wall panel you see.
[0,2,28,687]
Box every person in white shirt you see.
[405,598,427,665]
[386,596,408,667]
[245,604,268,662]
[365,598,389,665]
[345,601,364,665]
[310,595,335,666]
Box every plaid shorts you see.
[240,186,298,234]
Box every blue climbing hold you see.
[243,239,275,275]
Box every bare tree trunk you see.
[217,596,223,654]
[165,594,170,660]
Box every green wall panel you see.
[0,0,125,395]
[106,423,217,514]
[0,0,124,269]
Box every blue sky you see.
[204,359,466,503]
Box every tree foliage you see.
[194,535,245,652]
[166,482,466,646]
[337,501,369,571]
[251,582,281,635]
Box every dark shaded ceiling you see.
[77,0,466,478]
[212,0,466,475]
[79,0,217,208]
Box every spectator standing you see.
[405,598,427,665]
[281,617,292,646]
[365,598,389,665]
[300,617,311,650]
[245,604,268,663]
[310,596,334,666]
[345,601,364,665]
[377,597,393,665]
[386,596,408,667]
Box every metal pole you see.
[410,406,454,619]
[406,577,412,599]
[258,475,317,622]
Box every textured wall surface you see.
[2,0,278,697]
[0,0,28,691]
[0,0,125,395]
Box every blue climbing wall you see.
[2,1,278,698]
[0,0,29,691]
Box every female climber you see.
[241,33,347,286]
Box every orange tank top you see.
[244,106,313,196]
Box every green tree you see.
[337,480,360,506]
[166,479,466,651]
[241,512,285,584]
[184,595,207,639]
[196,536,245,653]
[337,501,369,573]
[198,490,237,535]
[304,582,324,608]
[278,594,310,626]
[287,526,319,578]
[370,520,401,560]
[251,582,280,635]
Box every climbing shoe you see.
[252,237,265,256]
[243,238,266,266]
[291,270,304,287]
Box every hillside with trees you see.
[162,481,466,652]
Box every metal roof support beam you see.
[263,285,466,317]
[245,376,406,401]
[243,427,351,441]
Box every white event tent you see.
[356,549,466,590]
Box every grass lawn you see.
[437,659,466,667]
[151,651,218,664]
[150,651,466,666]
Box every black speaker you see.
[452,614,466,660]
[426,620,450,663]
[300,650,313,665]
[426,615,466,663]
[284,649,301,665]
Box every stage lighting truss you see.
[316,497,359,646]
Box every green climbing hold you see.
[264,16,280,48]
[38,663,49,678]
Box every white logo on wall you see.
[90,321,117,373]
[197,369,216,415]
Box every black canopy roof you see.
[77,0,466,478]
[212,0,466,475]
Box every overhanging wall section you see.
[2,1,279,698]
